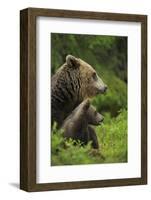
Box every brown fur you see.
[62,99,104,149]
[51,55,107,126]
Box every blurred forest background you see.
[51,33,127,166]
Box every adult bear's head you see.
[66,55,107,99]
[51,55,107,126]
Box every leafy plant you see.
[51,110,127,166]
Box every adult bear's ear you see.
[83,99,90,111]
[66,55,80,68]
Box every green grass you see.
[51,109,127,166]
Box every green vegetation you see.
[51,110,127,165]
[51,33,127,165]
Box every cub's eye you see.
[92,72,97,80]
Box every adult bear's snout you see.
[99,85,108,93]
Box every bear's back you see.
[51,64,81,126]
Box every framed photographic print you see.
[20,8,147,191]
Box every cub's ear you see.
[66,55,80,68]
[83,99,90,111]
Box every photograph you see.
[20,8,147,191]
[51,33,128,166]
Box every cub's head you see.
[66,55,107,99]
[82,99,104,126]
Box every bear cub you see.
[62,99,104,149]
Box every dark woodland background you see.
[51,33,127,166]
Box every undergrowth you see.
[51,109,127,166]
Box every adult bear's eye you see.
[92,72,97,80]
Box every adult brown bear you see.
[51,55,107,126]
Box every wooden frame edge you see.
[25,7,147,22]
[141,15,148,184]
[20,8,29,191]
[20,8,36,191]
